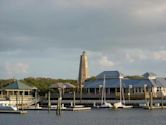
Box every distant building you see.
[78,51,89,89]
[84,71,166,99]
[0,80,38,107]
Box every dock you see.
[143,106,166,110]
[64,105,91,111]
[0,110,28,114]
[26,105,91,111]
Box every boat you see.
[0,103,18,111]
[94,75,112,108]
[113,77,133,109]
[113,101,132,109]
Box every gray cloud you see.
[0,0,166,52]
[0,0,166,78]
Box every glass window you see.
[157,87,161,92]
[25,91,28,95]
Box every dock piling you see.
[161,92,164,108]
[150,92,153,110]
[48,91,51,111]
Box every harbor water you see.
[0,109,166,125]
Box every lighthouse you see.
[78,51,89,89]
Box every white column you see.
[88,88,90,94]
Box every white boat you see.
[0,103,18,111]
[113,77,133,109]
[96,101,113,108]
[94,75,112,108]
[50,104,67,110]
[113,101,132,109]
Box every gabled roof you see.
[84,78,166,88]
[84,71,166,88]
[49,82,75,89]
[96,71,125,79]
[3,81,33,90]
[143,72,157,78]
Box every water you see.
[0,109,166,125]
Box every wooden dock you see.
[26,105,91,112]
[64,105,91,111]
[143,106,166,110]
[0,110,28,114]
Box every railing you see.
[9,95,34,101]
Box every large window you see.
[90,88,95,93]
[110,88,115,93]
[25,91,29,95]
[157,87,161,92]
[116,88,120,92]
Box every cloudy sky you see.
[0,0,166,79]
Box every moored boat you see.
[113,77,132,109]
[0,103,18,111]
[94,75,113,108]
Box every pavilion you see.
[0,80,37,106]
[84,71,166,99]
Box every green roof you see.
[3,81,32,90]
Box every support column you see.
[35,90,38,108]
[1,91,3,98]
[73,91,76,107]
[16,92,19,109]
[7,91,9,97]
[108,88,110,95]
[94,88,96,95]
[48,91,51,111]
[150,92,153,110]
[161,92,164,108]
[88,88,90,94]
[21,92,24,111]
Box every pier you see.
[0,110,27,114]
[40,99,166,108]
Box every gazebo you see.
[48,83,76,109]
[0,80,37,106]
[49,82,76,98]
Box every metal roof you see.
[49,83,75,89]
[84,71,166,88]
[3,81,33,90]
[84,78,166,88]
[96,71,125,79]
[143,72,157,78]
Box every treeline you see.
[21,77,77,94]
[125,75,145,79]
[0,79,15,88]
[0,77,77,94]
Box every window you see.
[90,88,95,93]
[157,87,161,92]
[116,88,120,92]
[25,91,28,95]
[110,88,115,93]
[96,88,99,93]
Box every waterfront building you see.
[78,51,89,89]
[84,71,166,99]
[0,80,38,106]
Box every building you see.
[0,80,38,107]
[84,71,166,99]
[78,51,89,89]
